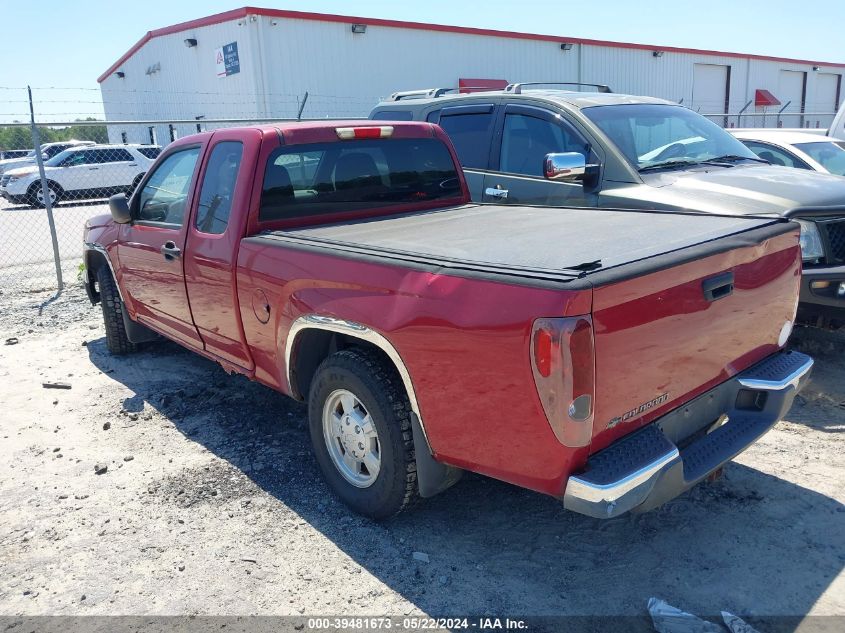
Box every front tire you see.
[96,266,137,355]
[27,181,62,208]
[308,349,418,519]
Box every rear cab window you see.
[259,137,462,223]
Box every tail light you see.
[530,316,595,447]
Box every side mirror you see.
[544,152,587,182]
[109,193,132,224]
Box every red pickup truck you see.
[82,120,812,519]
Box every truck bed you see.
[257,204,793,286]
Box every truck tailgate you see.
[588,225,801,452]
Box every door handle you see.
[128,163,138,167]
[702,271,734,302]
[88,167,99,170]
[160,241,181,260]
[485,186,509,199]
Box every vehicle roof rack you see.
[388,88,455,101]
[387,85,513,101]
[505,82,613,94]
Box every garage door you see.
[809,73,841,129]
[778,70,807,126]
[692,64,730,124]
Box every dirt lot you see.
[1,282,844,626]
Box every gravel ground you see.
[0,197,108,295]
[1,283,844,626]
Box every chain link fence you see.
[0,86,370,298]
[702,110,837,129]
[0,118,289,296]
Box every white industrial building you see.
[98,7,845,144]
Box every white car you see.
[730,129,845,177]
[0,140,95,176]
[0,144,161,208]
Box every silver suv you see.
[371,83,845,329]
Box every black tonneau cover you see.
[254,204,794,288]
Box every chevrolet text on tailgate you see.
[82,120,812,519]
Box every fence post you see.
[27,86,63,292]
[297,91,309,121]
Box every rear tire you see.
[308,348,418,519]
[96,266,137,355]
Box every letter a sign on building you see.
[215,41,240,78]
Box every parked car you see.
[0,149,31,160]
[0,144,160,208]
[370,84,845,330]
[730,129,845,176]
[82,121,811,519]
[0,140,95,176]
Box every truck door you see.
[483,104,598,207]
[183,128,261,370]
[116,145,203,348]
[427,104,496,201]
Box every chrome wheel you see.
[322,389,381,488]
[36,185,57,206]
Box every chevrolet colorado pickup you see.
[371,83,845,330]
[82,120,812,519]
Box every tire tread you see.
[310,347,419,518]
[96,266,137,355]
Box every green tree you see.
[0,118,108,151]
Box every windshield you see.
[583,104,759,170]
[794,141,845,176]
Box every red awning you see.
[459,78,508,93]
[755,89,781,107]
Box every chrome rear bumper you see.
[563,351,813,519]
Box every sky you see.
[2,0,844,122]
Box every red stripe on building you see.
[98,6,845,83]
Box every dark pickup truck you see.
[83,120,812,519]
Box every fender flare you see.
[284,314,462,497]
[84,242,124,302]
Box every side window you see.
[436,111,495,169]
[741,141,809,169]
[500,113,590,177]
[94,148,132,163]
[195,141,243,235]
[137,147,162,160]
[137,147,200,225]
[371,110,413,121]
[110,148,134,162]
[61,151,88,167]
